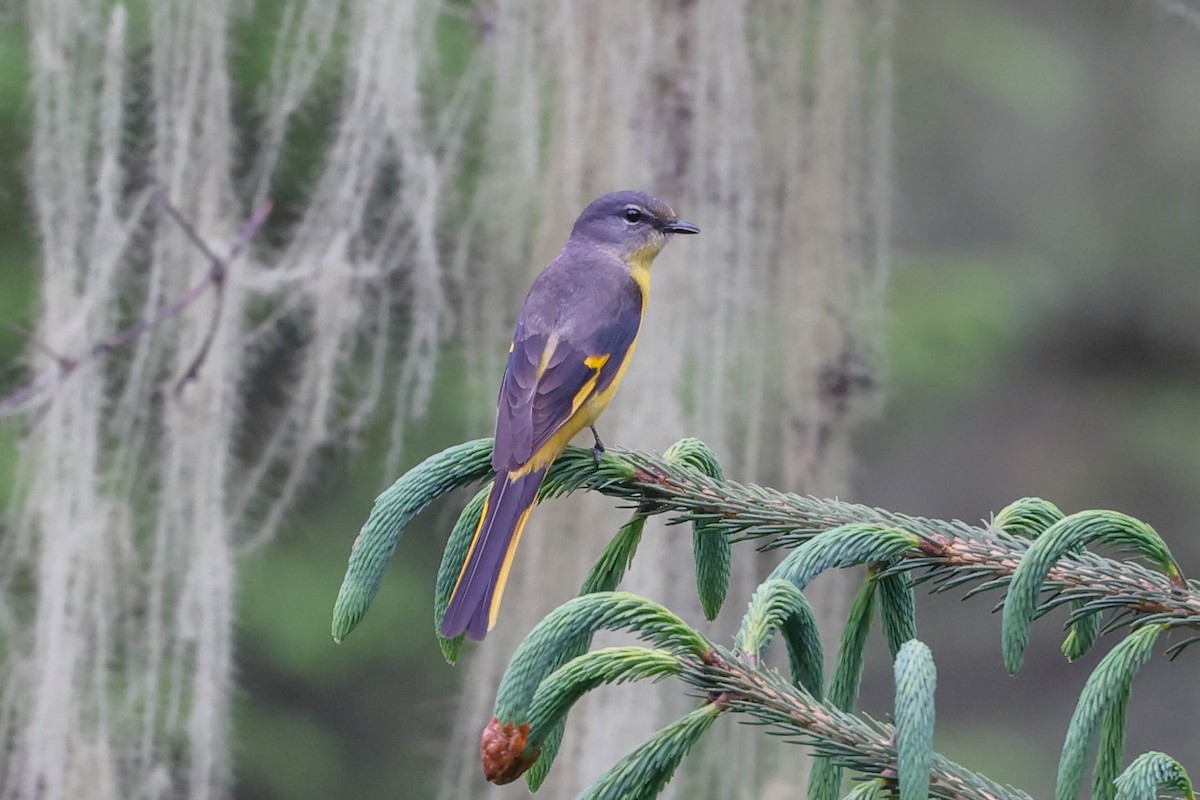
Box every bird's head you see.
[569,190,699,266]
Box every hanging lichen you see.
[1,1,892,798]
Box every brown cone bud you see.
[480,717,540,784]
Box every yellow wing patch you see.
[571,354,611,412]
[584,354,610,370]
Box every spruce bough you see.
[332,438,1198,800]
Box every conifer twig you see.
[332,440,1200,646]
[331,437,1197,799]
[581,448,1199,635]
[477,589,1030,800]
[681,648,1032,800]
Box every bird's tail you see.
[440,468,547,640]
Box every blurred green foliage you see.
[886,251,1058,401]
[919,1,1081,128]
[0,12,32,509]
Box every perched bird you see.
[440,191,699,640]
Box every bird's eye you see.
[622,206,643,224]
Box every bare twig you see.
[156,193,228,266]
[170,198,274,395]
[0,194,272,416]
[173,287,226,396]
[2,323,74,366]
[0,367,62,417]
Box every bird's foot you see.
[589,425,606,465]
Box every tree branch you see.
[0,195,272,415]
[331,439,1200,647]
[688,649,1032,800]
[604,449,1200,634]
[330,437,1197,799]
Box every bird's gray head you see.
[569,190,699,264]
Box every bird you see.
[439,190,699,641]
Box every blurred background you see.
[1,0,1198,797]
[859,0,1200,790]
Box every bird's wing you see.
[493,303,641,472]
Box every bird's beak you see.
[663,218,700,235]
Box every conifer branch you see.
[332,439,1199,647]
[1114,752,1195,800]
[473,588,1026,800]
[681,648,1030,800]
[590,449,1197,639]
[330,437,1197,799]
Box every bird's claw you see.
[589,425,606,465]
